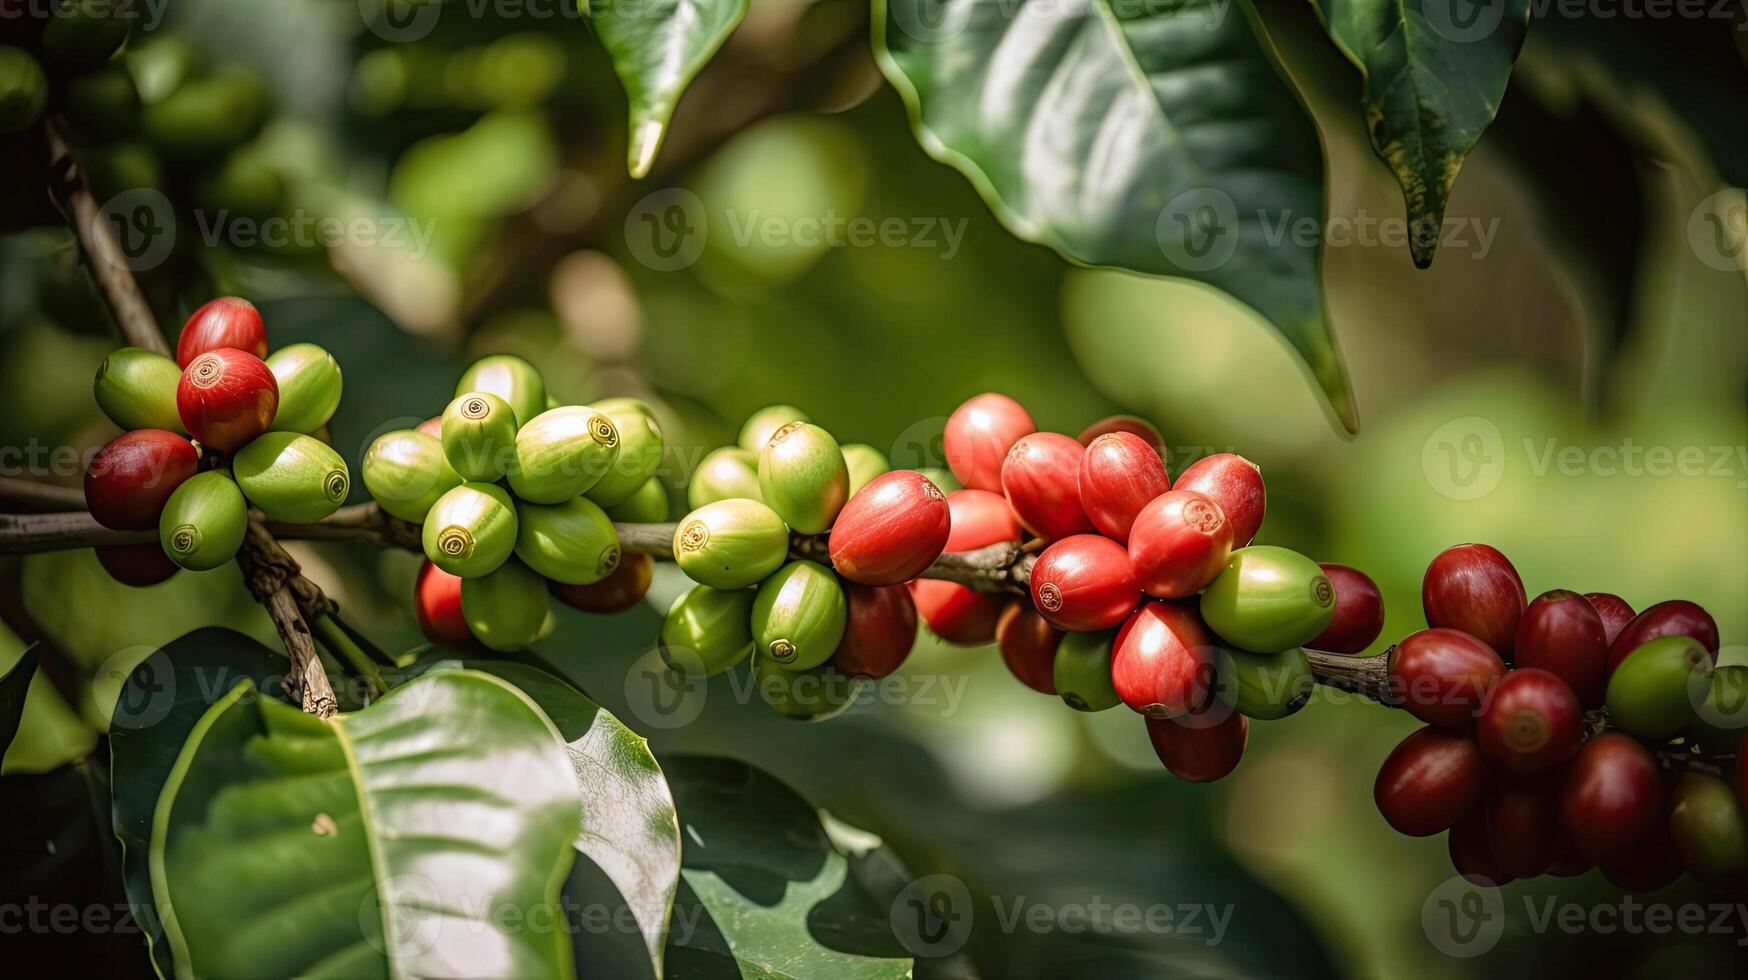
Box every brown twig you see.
[0,477,85,513]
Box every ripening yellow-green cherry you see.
[361,429,461,523]
[265,343,342,434]
[688,447,762,509]
[461,558,550,652]
[507,405,621,504]
[422,482,518,578]
[841,443,891,498]
[660,585,757,678]
[584,401,663,507]
[673,498,789,590]
[738,404,810,453]
[758,422,850,534]
[232,432,351,524]
[456,354,546,428]
[93,347,183,432]
[441,391,518,482]
[515,496,621,585]
[750,560,847,672]
[607,477,669,524]
[158,471,248,571]
[754,659,863,722]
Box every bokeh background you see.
[2,0,1744,976]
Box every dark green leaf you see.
[0,645,39,759]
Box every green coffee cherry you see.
[441,391,518,482]
[758,422,850,534]
[40,0,131,72]
[841,443,891,498]
[912,466,962,494]
[674,499,789,590]
[93,347,182,432]
[506,405,620,504]
[1668,772,1748,881]
[361,429,461,523]
[143,67,269,161]
[58,63,140,141]
[233,432,350,524]
[688,447,762,508]
[158,471,247,571]
[461,559,550,652]
[592,396,656,420]
[606,477,668,524]
[456,354,546,428]
[515,496,620,585]
[422,482,518,578]
[1199,547,1335,653]
[0,46,48,135]
[750,560,847,672]
[1687,665,1748,754]
[1605,635,1712,740]
[1054,629,1121,712]
[197,147,285,222]
[738,404,809,453]
[1213,646,1313,721]
[660,585,757,678]
[584,402,663,507]
[755,658,862,722]
[265,343,342,434]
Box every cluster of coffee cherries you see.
[363,356,667,653]
[82,297,346,584]
[1375,542,1745,892]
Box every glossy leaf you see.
[1311,0,1530,268]
[873,0,1357,431]
[0,645,38,759]
[587,0,750,178]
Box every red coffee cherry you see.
[1146,706,1247,782]
[95,544,180,587]
[1515,589,1610,706]
[1388,628,1507,728]
[176,347,278,452]
[909,579,1003,646]
[549,553,653,614]
[1374,727,1486,837]
[1077,432,1170,543]
[1127,490,1233,599]
[1076,414,1165,453]
[1448,809,1512,887]
[176,296,267,366]
[1485,782,1561,879]
[1606,599,1720,675]
[1030,534,1139,632]
[1172,453,1265,547]
[830,583,918,679]
[1597,822,1685,894]
[1001,432,1093,541]
[1110,600,1216,719]
[83,429,200,530]
[1560,732,1663,863]
[996,601,1062,695]
[1310,563,1385,653]
[414,560,473,646]
[1421,544,1526,657]
[829,470,951,586]
[1582,592,1635,648]
[1475,668,1583,774]
[943,488,1021,552]
[944,392,1035,492]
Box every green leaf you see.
[149,669,582,979]
[585,0,749,178]
[873,0,1357,432]
[0,645,39,760]
[1310,0,1530,268]
[661,755,912,978]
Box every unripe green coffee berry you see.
[93,346,183,432]
[841,443,891,498]
[1199,547,1335,653]
[143,67,269,161]
[233,432,351,524]
[750,560,847,672]
[59,63,140,141]
[674,499,789,590]
[461,559,550,652]
[913,466,962,494]
[40,0,132,72]
[0,46,48,135]
[456,354,546,428]
[1054,629,1121,712]
[660,585,756,678]
[158,470,247,571]
[441,391,518,482]
[265,343,343,434]
[607,477,668,524]
[515,496,620,585]
[507,405,621,504]
[1213,646,1313,720]
[688,447,761,508]
[738,404,809,453]
[755,659,862,722]
[584,402,663,507]
[592,396,656,420]
[422,482,518,578]
[1668,772,1748,881]
[758,422,850,534]
[361,429,461,523]
[1605,635,1712,740]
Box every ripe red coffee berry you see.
[1111,600,1217,719]
[1583,592,1635,648]
[1598,823,1684,895]
[830,583,918,679]
[1388,628,1507,728]
[1077,415,1165,453]
[944,392,1035,492]
[177,348,278,452]
[1310,563,1385,653]
[996,601,1062,695]
[1448,810,1512,886]
[176,296,267,366]
[909,579,1003,645]
[414,560,473,646]
[1373,727,1486,837]
[84,429,200,531]
[1606,599,1720,675]
[1077,432,1171,542]
[1421,543,1526,657]
[549,553,653,614]
[1486,783,1561,879]
[828,470,951,586]
[944,488,1021,551]
[1127,490,1233,599]
[1001,433,1093,540]
[95,544,180,587]
[1172,453,1265,547]
[1560,732,1662,862]
[1030,534,1140,632]
[1475,668,1582,775]
[1515,589,1610,706]
[1146,707,1247,782]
